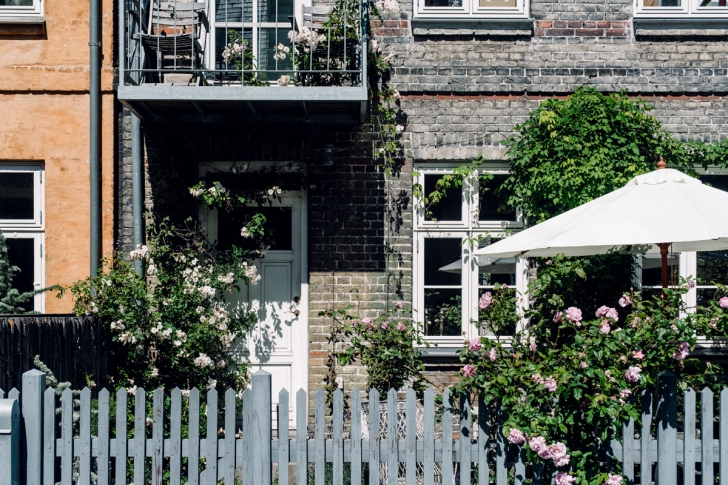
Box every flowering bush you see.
[457,255,728,485]
[323,301,428,395]
[220,30,262,85]
[70,220,258,392]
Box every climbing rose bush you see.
[457,255,728,485]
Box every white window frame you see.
[414,0,529,20]
[634,0,728,18]
[413,164,528,348]
[0,0,43,19]
[0,163,45,312]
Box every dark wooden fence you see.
[0,315,109,390]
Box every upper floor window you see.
[414,0,529,18]
[635,0,728,17]
[0,0,43,18]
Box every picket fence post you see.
[22,370,45,485]
[251,370,272,485]
[657,371,678,485]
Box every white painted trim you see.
[0,0,43,18]
[414,0,528,19]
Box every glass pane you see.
[424,238,462,286]
[6,237,35,312]
[641,253,678,287]
[697,250,728,286]
[424,0,463,6]
[258,0,294,22]
[700,175,728,192]
[0,172,34,220]
[424,174,462,222]
[479,0,517,7]
[258,28,293,78]
[217,207,292,251]
[424,289,461,336]
[479,174,516,221]
[0,0,33,5]
[698,0,727,6]
[640,288,663,302]
[215,0,252,23]
[215,28,254,70]
[478,239,516,286]
[642,0,681,5]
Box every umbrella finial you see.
[657,156,666,170]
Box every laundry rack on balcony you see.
[137,0,210,84]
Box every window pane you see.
[216,0,252,23]
[698,0,727,6]
[641,253,678,287]
[642,0,681,5]
[215,28,254,70]
[479,174,515,221]
[423,174,462,222]
[424,289,461,336]
[257,28,293,78]
[700,175,728,192]
[6,237,35,312]
[258,0,294,22]
[424,238,462,286]
[424,0,463,7]
[0,0,33,5]
[0,172,34,220]
[217,207,292,251]
[479,0,518,7]
[697,250,728,286]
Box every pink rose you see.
[553,311,563,323]
[538,446,553,460]
[554,455,570,467]
[394,300,404,310]
[549,442,567,462]
[687,279,697,289]
[462,365,476,378]
[600,322,611,334]
[529,436,546,453]
[673,341,690,361]
[556,472,575,485]
[532,373,545,385]
[596,305,609,318]
[529,336,537,352]
[606,307,619,321]
[478,292,493,310]
[362,317,372,325]
[544,377,558,392]
[580,361,588,369]
[625,366,642,383]
[397,322,407,331]
[619,295,632,307]
[381,321,390,330]
[720,296,728,309]
[565,307,582,324]
[620,389,632,400]
[469,339,483,352]
[487,348,497,361]
[606,474,623,485]
[507,428,526,444]
[632,350,644,359]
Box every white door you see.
[209,192,308,428]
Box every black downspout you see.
[90,0,101,281]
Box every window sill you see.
[411,17,532,36]
[0,16,46,36]
[633,17,728,37]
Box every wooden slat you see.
[189,389,200,485]
[405,389,416,485]
[387,388,398,485]
[477,395,490,485]
[115,389,128,485]
[720,389,728,485]
[351,389,362,485]
[225,389,237,485]
[702,387,714,485]
[243,389,252,485]
[43,387,55,485]
[170,388,182,485]
[495,407,507,485]
[369,389,380,485]
[684,388,696,485]
[657,372,677,485]
[460,393,472,485]
[9,387,19,401]
[442,389,453,485]
[152,388,165,485]
[640,390,652,485]
[278,389,290,485]
[315,388,325,485]
[296,389,307,485]
[424,390,435,485]
[206,389,219,485]
[135,389,147,485]
[333,389,344,485]
[61,388,73,485]
[97,388,110,485]
[514,446,526,485]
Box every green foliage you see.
[221,30,263,85]
[0,230,62,314]
[457,256,728,485]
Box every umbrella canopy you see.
[474,166,728,288]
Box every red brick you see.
[576,29,604,36]
[553,20,567,28]
[537,20,552,28]
[583,21,596,28]
[612,21,628,28]
[545,28,575,36]
[568,21,581,28]
[535,28,545,36]
[606,29,629,36]
[597,21,610,28]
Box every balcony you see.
[118,0,368,122]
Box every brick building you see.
[116,0,728,420]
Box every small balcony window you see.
[415,0,528,19]
[0,0,43,18]
[635,0,728,17]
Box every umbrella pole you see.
[658,242,670,296]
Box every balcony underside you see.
[118,85,369,123]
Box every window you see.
[414,0,529,19]
[413,165,527,347]
[634,0,728,18]
[0,163,45,312]
[0,0,43,18]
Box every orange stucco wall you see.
[0,0,115,312]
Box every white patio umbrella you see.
[474,162,728,288]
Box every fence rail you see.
[1,370,727,485]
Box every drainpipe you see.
[131,115,144,275]
[89,0,101,281]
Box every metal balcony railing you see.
[119,0,368,90]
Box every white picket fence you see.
[2,370,728,485]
